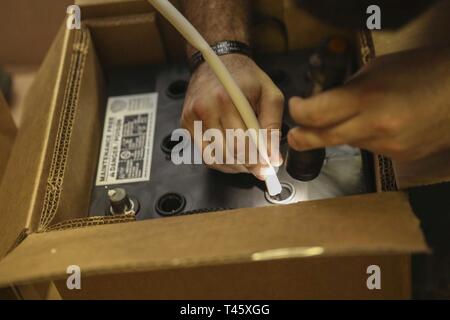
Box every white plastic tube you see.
[147,0,282,196]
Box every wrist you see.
[186,35,250,57]
[193,53,254,77]
[188,40,253,73]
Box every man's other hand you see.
[288,48,450,163]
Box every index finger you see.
[289,87,361,129]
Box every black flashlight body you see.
[286,36,351,182]
[286,148,326,181]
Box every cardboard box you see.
[0,0,448,300]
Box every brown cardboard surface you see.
[155,0,187,62]
[0,92,16,182]
[0,26,75,258]
[55,255,411,299]
[0,192,427,288]
[283,0,353,50]
[84,13,166,68]
[0,287,18,300]
[76,0,151,19]
[75,0,186,62]
[15,282,61,300]
[254,0,284,22]
[0,0,71,65]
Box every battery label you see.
[95,93,158,186]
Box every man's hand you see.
[180,0,283,179]
[288,47,450,162]
[182,54,284,178]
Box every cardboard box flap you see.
[76,0,153,19]
[0,192,427,287]
[0,26,76,259]
[76,0,186,62]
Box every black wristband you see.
[189,40,253,73]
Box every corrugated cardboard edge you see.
[47,22,106,226]
[0,26,76,259]
[37,29,90,231]
[35,22,143,230]
[0,192,428,288]
[45,215,136,232]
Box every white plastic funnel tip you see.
[265,174,283,197]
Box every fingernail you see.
[287,130,301,151]
[250,166,267,181]
[254,173,266,181]
[240,166,250,173]
[270,153,284,167]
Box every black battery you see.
[89,50,372,220]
